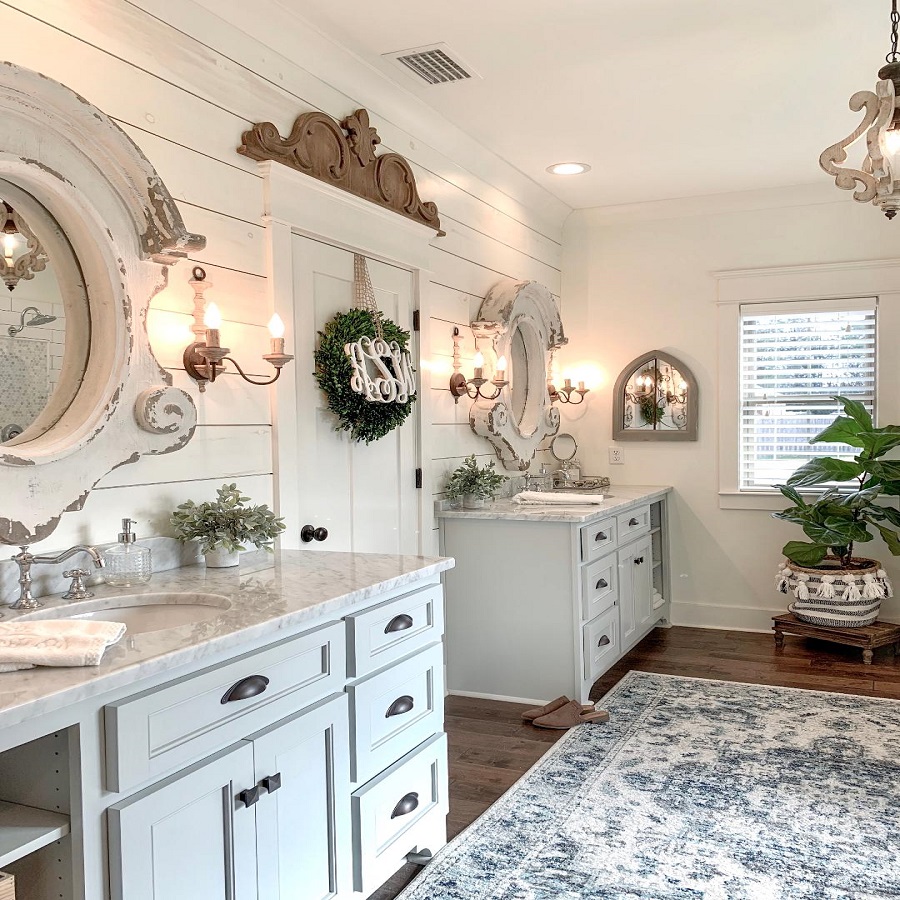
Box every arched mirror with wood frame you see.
[612,350,698,441]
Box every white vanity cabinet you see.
[439,488,671,704]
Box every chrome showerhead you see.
[7,306,57,336]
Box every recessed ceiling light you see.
[547,162,591,176]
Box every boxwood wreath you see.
[314,308,416,443]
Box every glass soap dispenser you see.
[103,518,152,586]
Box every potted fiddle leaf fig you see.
[773,396,897,626]
[445,455,506,509]
[171,483,285,567]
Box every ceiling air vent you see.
[384,43,481,85]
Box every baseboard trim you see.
[670,600,783,633]
[448,689,545,706]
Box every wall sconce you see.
[547,349,590,404]
[182,267,294,391]
[1,202,48,292]
[448,326,508,403]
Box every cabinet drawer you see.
[105,621,345,793]
[581,552,618,620]
[346,584,444,678]
[579,517,618,562]
[348,642,444,786]
[583,606,619,682]
[617,505,651,541]
[352,732,448,895]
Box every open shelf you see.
[0,800,70,869]
[652,559,662,569]
[650,526,661,536]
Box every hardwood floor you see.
[368,624,900,899]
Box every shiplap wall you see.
[0,0,565,559]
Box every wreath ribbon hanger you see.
[344,254,416,404]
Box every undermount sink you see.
[20,592,232,634]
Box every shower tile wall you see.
[0,335,50,437]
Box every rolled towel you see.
[514,491,605,505]
[0,619,126,673]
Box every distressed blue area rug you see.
[400,672,900,900]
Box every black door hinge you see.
[415,468,423,489]
[412,310,421,332]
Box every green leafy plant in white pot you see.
[444,455,506,509]
[171,483,286,567]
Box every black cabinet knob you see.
[239,786,261,808]
[386,695,415,718]
[391,792,419,819]
[384,613,413,634]
[261,772,282,794]
[221,675,270,704]
[634,556,645,565]
[301,525,329,543]
[597,635,611,647]
[595,578,608,589]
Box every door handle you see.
[221,675,270,704]
[597,635,611,647]
[261,772,282,794]
[391,792,419,819]
[385,613,414,634]
[595,578,608,589]
[386,695,415,718]
[238,786,261,808]
[301,525,329,543]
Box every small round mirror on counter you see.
[550,432,578,461]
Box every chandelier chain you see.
[889,0,899,63]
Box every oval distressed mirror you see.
[469,279,566,471]
[612,350,698,441]
[0,63,205,545]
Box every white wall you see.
[562,185,900,631]
[0,0,566,561]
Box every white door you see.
[252,694,351,900]
[108,744,258,900]
[280,236,420,554]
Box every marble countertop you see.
[0,549,453,730]
[436,485,672,523]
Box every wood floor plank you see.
[369,625,897,899]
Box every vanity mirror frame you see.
[469,279,565,471]
[0,63,205,545]
[612,350,698,442]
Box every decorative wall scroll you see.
[612,350,698,441]
[468,279,567,471]
[239,108,444,235]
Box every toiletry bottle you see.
[103,518,152,586]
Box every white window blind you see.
[739,298,877,491]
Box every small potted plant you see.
[773,396,897,626]
[445,455,506,509]
[171,483,286,567]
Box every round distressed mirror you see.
[550,432,578,461]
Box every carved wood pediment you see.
[238,108,443,235]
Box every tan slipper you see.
[532,700,610,730]
[521,696,596,722]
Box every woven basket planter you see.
[776,557,893,628]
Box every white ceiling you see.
[291,0,889,209]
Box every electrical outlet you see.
[609,447,624,465]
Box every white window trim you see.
[715,258,900,511]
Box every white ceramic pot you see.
[204,547,241,568]
[463,494,486,509]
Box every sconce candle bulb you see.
[183,266,294,390]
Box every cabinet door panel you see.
[109,743,257,900]
[617,546,636,646]
[634,536,653,630]
[251,693,351,900]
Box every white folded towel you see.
[0,620,126,673]
[513,490,606,505]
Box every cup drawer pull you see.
[391,792,419,819]
[628,517,640,526]
[385,613,414,634]
[594,531,608,542]
[221,675,270,704]
[386,695,415,718]
[595,578,609,590]
[597,635,611,647]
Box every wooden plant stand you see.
[772,612,900,665]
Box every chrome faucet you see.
[10,545,105,610]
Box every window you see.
[738,298,877,491]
